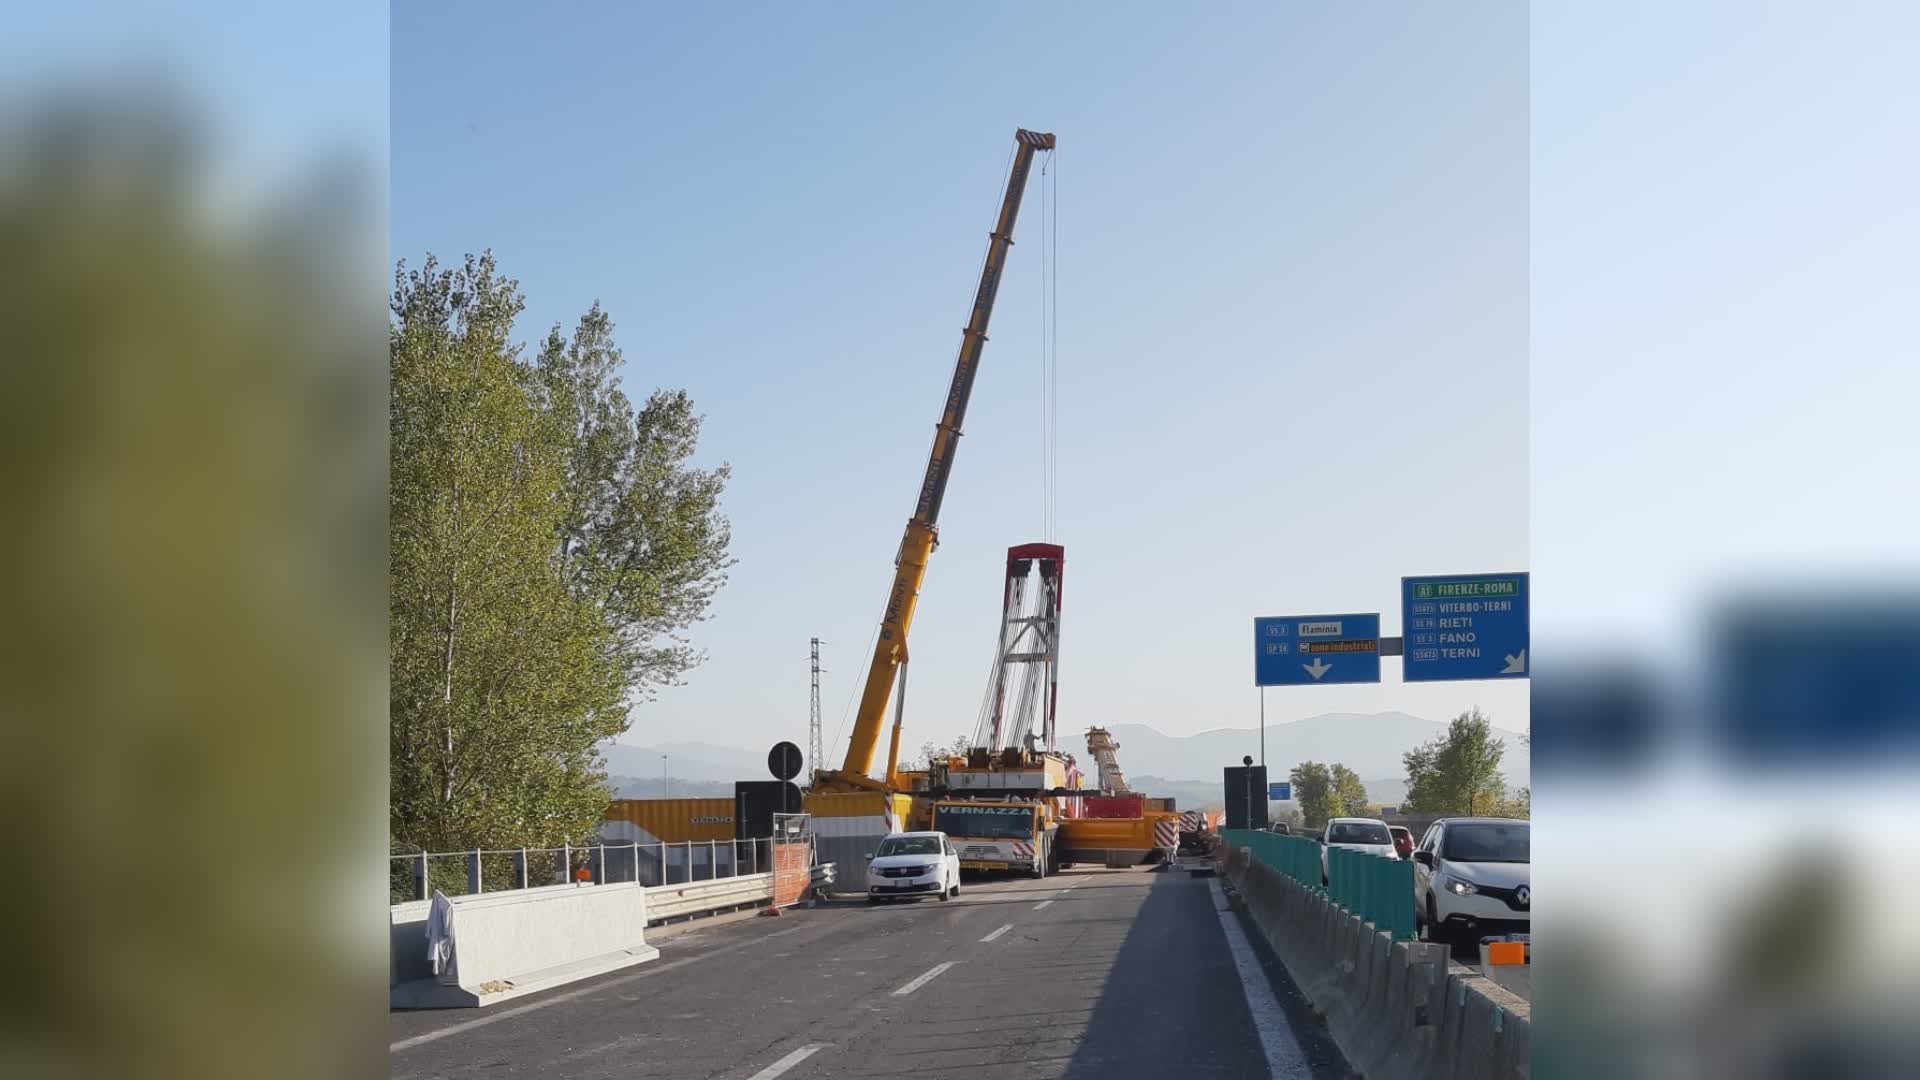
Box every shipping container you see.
[805,790,920,889]
[1144,796,1178,813]
[802,789,916,822]
[1058,812,1183,868]
[600,798,736,845]
[1081,794,1146,819]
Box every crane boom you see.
[1085,726,1131,796]
[826,128,1056,788]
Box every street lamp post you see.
[1242,755,1254,832]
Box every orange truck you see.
[1058,811,1183,868]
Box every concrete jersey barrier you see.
[391,880,660,1009]
[1221,838,1530,1080]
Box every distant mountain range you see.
[607,775,734,800]
[601,740,771,785]
[1095,713,1527,791]
[598,711,1528,804]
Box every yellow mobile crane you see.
[813,128,1056,797]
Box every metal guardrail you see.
[390,840,834,926]
[645,872,775,921]
[388,839,775,905]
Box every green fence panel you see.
[1226,831,1414,940]
[1232,831,1412,922]
[1383,856,1414,940]
[1322,845,1415,941]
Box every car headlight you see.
[1444,877,1478,896]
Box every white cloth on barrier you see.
[426,889,456,978]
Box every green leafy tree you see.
[1401,706,1509,816]
[533,307,733,696]
[1290,761,1334,830]
[917,734,973,767]
[389,253,733,852]
[1487,786,1531,819]
[1329,764,1369,818]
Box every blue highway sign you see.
[1401,573,1529,682]
[1255,613,1381,686]
[1268,782,1292,801]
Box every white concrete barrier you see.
[1221,840,1529,1080]
[390,899,434,988]
[390,881,659,1009]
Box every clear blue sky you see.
[6,3,388,199]
[391,2,1531,771]
[1532,2,1920,662]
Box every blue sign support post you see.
[1401,573,1530,682]
[1254,613,1381,773]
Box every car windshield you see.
[1327,822,1391,845]
[933,805,1033,840]
[1441,823,1529,863]
[875,836,941,857]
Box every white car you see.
[865,830,962,904]
[1320,817,1400,883]
[1412,818,1530,943]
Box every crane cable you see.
[828,616,883,771]
[1038,151,1051,541]
[1037,149,1059,542]
[837,142,1021,772]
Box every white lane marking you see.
[389,926,806,1053]
[891,961,958,996]
[1208,878,1312,1078]
[980,924,1014,943]
[745,1043,830,1079]
[1033,899,1054,910]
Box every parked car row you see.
[865,816,1531,948]
[1272,815,1531,946]
[1412,817,1529,943]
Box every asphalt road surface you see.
[389,866,1351,1079]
